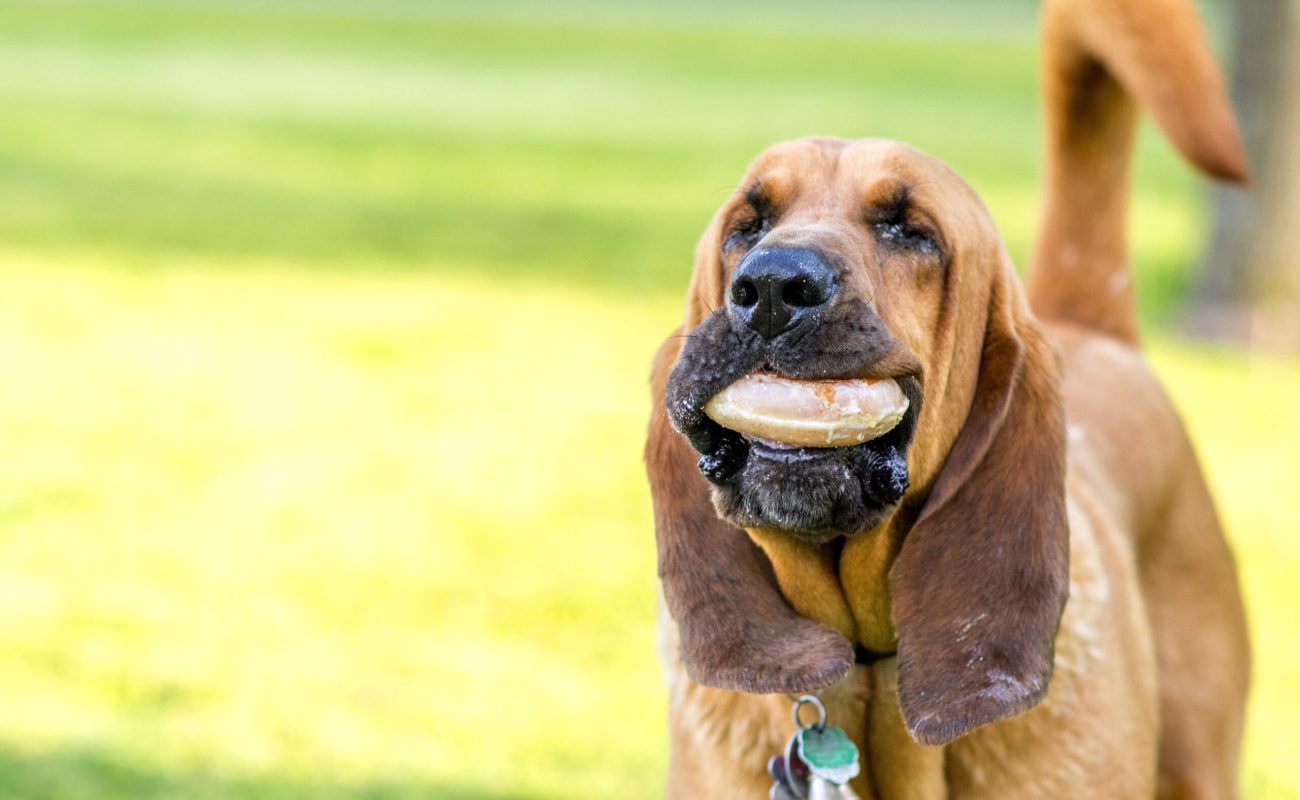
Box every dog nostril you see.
[782,278,824,308]
[731,278,759,308]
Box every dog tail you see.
[1026,0,1248,344]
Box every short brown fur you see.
[646,0,1249,796]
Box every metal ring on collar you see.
[791,694,826,732]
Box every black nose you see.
[729,247,836,340]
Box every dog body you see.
[657,320,1245,798]
[646,0,1249,797]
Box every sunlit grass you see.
[0,256,675,799]
[0,258,1296,798]
[1150,344,1300,800]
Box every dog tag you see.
[770,694,862,799]
[797,724,861,786]
[808,775,861,800]
[808,776,836,800]
[768,765,801,800]
[767,732,811,799]
[768,754,793,800]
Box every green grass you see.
[0,1,1294,798]
[0,0,1207,314]
[0,259,673,799]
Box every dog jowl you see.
[665,243,922,541]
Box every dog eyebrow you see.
[744,182,770,211]
[870,184,913,221]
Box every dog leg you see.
[1140,462,1250,800]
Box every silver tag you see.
[809,775,862,800]
[766,731,811,799]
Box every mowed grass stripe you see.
[0,0,1203,311]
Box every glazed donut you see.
[704,373,908,448]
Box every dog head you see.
[647,137,1069,745]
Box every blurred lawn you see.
[0,1,1295,798]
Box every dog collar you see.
[854,644,896,666]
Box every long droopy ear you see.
[646,216,854,694]
[889,271,1070,746]
[647,335,854,693]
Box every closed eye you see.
[724,213,771,251]
[724,184,775,252]
[873,220,938,255]
[867,186,941,257]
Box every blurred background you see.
[0,0,1296,797]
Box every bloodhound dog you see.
[645,0,1251,797]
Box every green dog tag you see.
[797,725,860,785]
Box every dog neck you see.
[747,512,904,655]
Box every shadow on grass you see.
[0,744,546,800]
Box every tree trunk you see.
[1193,0,1300,350]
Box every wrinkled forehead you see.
[740,137,979,216]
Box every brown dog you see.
[645,0,1250,796]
